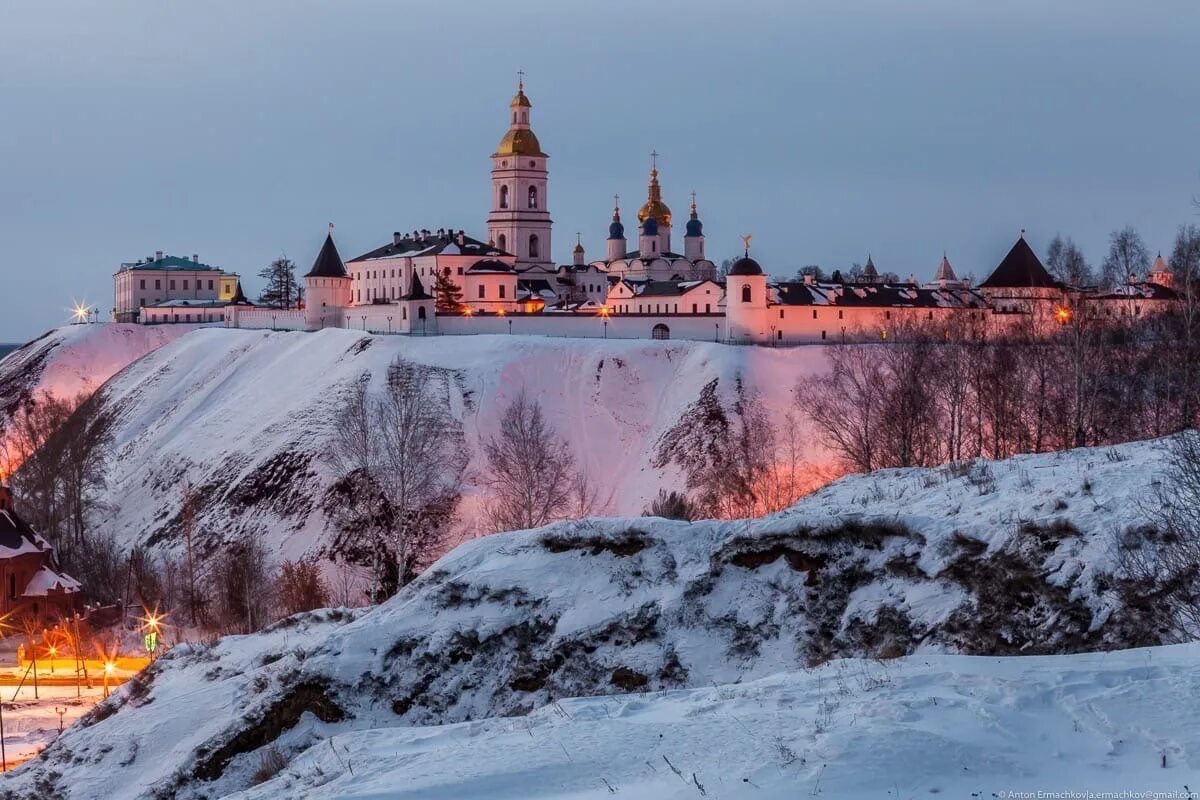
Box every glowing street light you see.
[103,660,115,698]
[1055,306,1073,326]
[71,303,90,324]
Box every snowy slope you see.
[0,324,196,414]
[75,327,836,565]
[3,437,1175,799]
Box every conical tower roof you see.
[305,233,348,279]
[979,235,1059,289]
[862,255,879,281]
[934,253,957,282]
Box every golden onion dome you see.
[494,127,546,157]
[637,199,672,226]
[637,167,672,226]
[511,88,531,108]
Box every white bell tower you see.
[486,73,553,271]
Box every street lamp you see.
[361,315,367,331]
[387,315,393,334]
[103,661,115,698]
[271,315,277,331]
[714,322,719,342]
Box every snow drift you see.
[2,436,1176,799]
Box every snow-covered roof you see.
[22,566,80,597]
[0,508,48,557]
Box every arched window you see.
[529,234,540,259]
[418,306,426,320]
[497,234,507,252]
[499,185,509,209]
[528,186,538,209]
[741,284,752,303]
[652,323,671,340]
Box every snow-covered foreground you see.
[1,436,1181,798]
[229,645,1200,800]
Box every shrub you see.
[276,561,330,617]
[251,746,287,785]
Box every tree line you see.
[803,224,1200,472]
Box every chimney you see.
[193,254,199,263]
[156,250,164,261]
[456,231,465,246]
[393,232,403,246]
[803,273,815,286]
[0,486,12,513]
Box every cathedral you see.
[124,77,1184,345]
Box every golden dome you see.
[511,88,531,108]
[637,167,672,226]
[494,127,546,157]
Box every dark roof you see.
[728,256,764,276]
[638,280,712,297]
[306,234,348,279]
[402,273,433,301]
[775,281,988,309]
[0,502,44,555]
[349,231,509,262]
[979,237,1062,289]
[618,249,687,261]
[518,278,554,294]
[467,258,515,273]
[1093,282,1180,302]
[230,281,253,305]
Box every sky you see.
[1,0,1198,342]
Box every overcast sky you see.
[1,0,1197,341]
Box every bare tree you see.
[328,358,468,595]
[1101,225,1151,289]
[5,390,112,566]
[1121,432,1200,640]
[1169,225,1200,428]
[208,535,276,634]
[799,344,886,472]
[483,391,576,531]
[1046,234,1094,286]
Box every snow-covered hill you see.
[2,437,1174,798]
[45,326,835,565]
[0,324,196,431]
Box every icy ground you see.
[228,644,1200,800]
[0,684,107,770]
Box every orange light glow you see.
[497,308,506,317]
[1055,306,1073,325]
[104,661,115,674]
[598,305,611,318]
